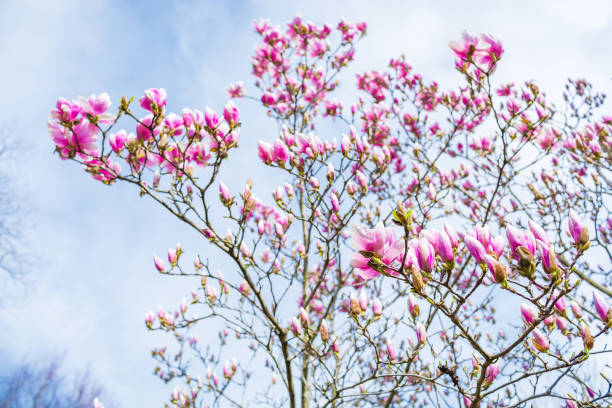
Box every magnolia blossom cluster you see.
[48,87,241,186]
[349,211,599,356]
[449,31,504,73]
[51,15,612,408]
[250,16,365,120]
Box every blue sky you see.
[1,0,611,406]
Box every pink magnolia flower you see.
[227,81,245,98]
[320,320,329,342]
[290,316,302,336]
[449,31,480,61]
[505,225,536,272]
[238,280,251,297]
[350,222,403,280]
[219,182,231,204]
[349,292,362,315]
[580,322,594,350]
[386,339,396,361]
[77,92,113,122]
[299,307,310,327]
[272,140,289,163]
[586,386,595,398]
[444,222,459,248]
[136,114,157,141]
[223,360,234,379]
[206,286,218,303]
[450,32,503,72]
[417,238,435,273]
[223,101,239,125]
[484,361,500,382]
[372,298,382,317]
[355,170,368,190]
[139,88,167,113]
[204,107,220,129]
[415,322,426,345]
[531,328,549,352]
[593,291,611,323]
[568,209,590,248]
[51,97,80,123]
[536,240,557,274]
[408,293,419,318]
[556,316,568,333]
[475,33,504,71]
[48,120,99,159]
[474,225,491,251]
[154,255,165,272]
[435,230,454,263]
[554,295,566,314]
[520,303,536,326]
[464,235,486,263]
[257,141,273,164]
[168,248,178,266]
[331,338,340,353]
[109,130,128,153]
[186,142,211,167]
[528,219,550,246]
[309,177,320,189]
[543,315,555,327]
[358,289,369,311]
[490,235,505,258]
[163,113,184,136]
[482,254,507,284]
[505,225,536,258]
[144,311,155,328]
[570,301,582,318]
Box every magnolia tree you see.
[48,16,612,408]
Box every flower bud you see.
[350,292,362,315]
[531,328,549,352]
[516,246,534,270]
[326,163,335,183]
[580,322,594,350]
[484,362,500,383]
[386,339,396,361]
[238,280,250,297]
[290,316,302,336]
[411,266,424,293]
[570,301,582,318]
[320,320,329,342]
[416,322,426,345]
[331,337,340,353]
[358,289,369,311]
[568,209,590,250]
[408,293,420,318]
[299,307,310,328]
[593,291,612,324]
[555,316,568,334]
[154,255,165,272]
[219,182,231,205]
[372,298,382,317]
[168,248,178,266]
[520,303,536,326]
[205,286,218,303]
[465,235,486,264]
[483,254,507,285]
